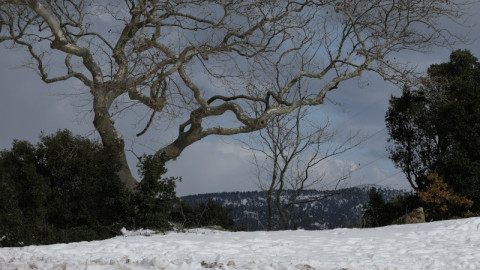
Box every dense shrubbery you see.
[362,178,475,228]
[170,200,236,230]
[362,188,420,227]
[0,131,131,246]
[0,130,233,247]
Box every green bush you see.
[131,154,179,231]
[0,130,131,246]
[0,139,55,246]
[40,131,131,239]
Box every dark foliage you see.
[131,154,179,230]
[386,50,480,216]
[170,199,236,230]
[0,130,182,247]
[361,188,387,227]
[362,188,420,227]
[0,130,245,247]
[0,130,130,246]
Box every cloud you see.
[166,139,257,196]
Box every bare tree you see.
[247,105,360,230]
[0,0,471,189]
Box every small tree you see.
[417,172,474,220]
[246,106,360,230]
[132,154,179,230]
[361,188,386,228]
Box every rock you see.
[393,207,425,225]
[201,260,223,268]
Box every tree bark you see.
[92,87,137,189]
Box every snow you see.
[241,198,248,206]
[1,217,480,269]
[120,228,156,237]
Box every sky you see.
[1,3,480,197]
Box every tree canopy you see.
[386,49,480,214]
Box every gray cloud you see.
[166,139,256,196]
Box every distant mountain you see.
[180,186,407,231]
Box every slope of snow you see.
[1,217,480,269]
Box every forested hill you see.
[180,187,406,231]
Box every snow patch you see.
[1,217,480,269]
[120,228,157,237]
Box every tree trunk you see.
[276,182,289,230]
[266,188,274,231]
[92,89,137,190]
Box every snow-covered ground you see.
[1,217,480,270]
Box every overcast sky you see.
[1,3,480,197]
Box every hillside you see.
[181,186,405,230]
